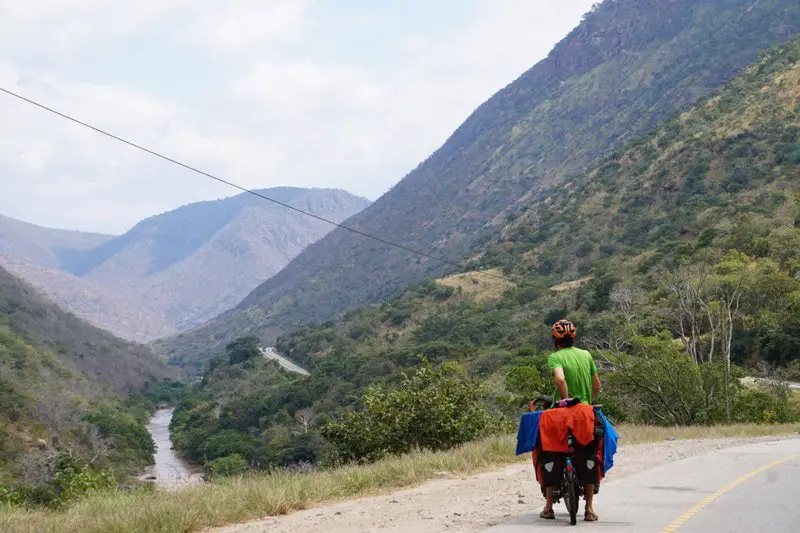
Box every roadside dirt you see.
[209,435,795,533]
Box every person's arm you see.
[592,374,602,398]
[590,356,602,399]
[553,367,569,399]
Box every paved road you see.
[483,438,800,532]
[260,346,310,376]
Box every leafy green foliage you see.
[504,365,545,409]
[51,456,116,505]
[225,337,261,365]
[82,407,155,467]
[321,361,499,464]
[205,454,249,479]
[1,456,115,509]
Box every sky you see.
[0,0,597,234]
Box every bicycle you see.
[529,395,603,526]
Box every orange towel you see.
[539,403,595,452]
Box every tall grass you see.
[2,423,798,533]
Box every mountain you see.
[0,265,173,393]
[158,0,800,369]
[0,264,176,485]
[0,188,370,342]
[171,35,800,471]
[0,214,111,268]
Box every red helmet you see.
[551,319,576,340]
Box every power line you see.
[0,86,509,283]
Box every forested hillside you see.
[161,0,800,369]
[0,266,178,505]
[171,37,800,474]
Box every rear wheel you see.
[563,460,579,525]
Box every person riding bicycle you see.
[539,319,602,522]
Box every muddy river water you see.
[142,408,202,488]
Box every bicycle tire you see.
[564,462,578,525]
[569,476,579,525]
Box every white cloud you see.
[0,0,180,59]
[177,0,309,54]
[0,0,596,233]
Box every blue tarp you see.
[596,410,619,472]
[515,408,619,473]
[515,411,542,456]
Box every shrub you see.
[205,454,249,479]
[226,337,261,365]
[322,361,498,464]
[504,365,545,408]
[198,430,261,463]
[52,456,115,504]
[83,407,154,467]
[387,307,412,326]
[734,388,797,424]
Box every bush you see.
[83,406,154,467]
[776,360,800,382]
[52,455,115,504]
[322,361,499,464]
[387,307,412,326]
[197,430,261,463]
[0,378,24,422]
[734,388,797,424]
[504,365,544,408]
[226,337,261,365]
[205,454,249,479]
[0,485,59,509]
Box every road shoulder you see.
[208,435,797,533]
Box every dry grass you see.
[437,269,514,303]
[2,423,799,533]
[613,422,800,445]
[549,276,594,292]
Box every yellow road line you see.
[661,453,800,532]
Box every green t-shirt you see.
[547,347,598,405]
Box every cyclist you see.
[539,319,602,522]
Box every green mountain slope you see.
[161,0,800,370]
[170,37,800,471]
[0,265,177,492]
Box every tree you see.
[610,284,644,324]
[504,366,545,409]
[294,408,314,434]
[226,337,261,365]
[710,251,752,421]
[659,264,718,364]
[598,332,705,426]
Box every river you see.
[142,408,202,488]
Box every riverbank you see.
[140,408,203,490]
[2,423,799,533]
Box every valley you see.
[158,0,800,368]
[2,1,800,531]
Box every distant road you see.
[483,438,800,532]
[740,376,800,390]
[259,347,310,376]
